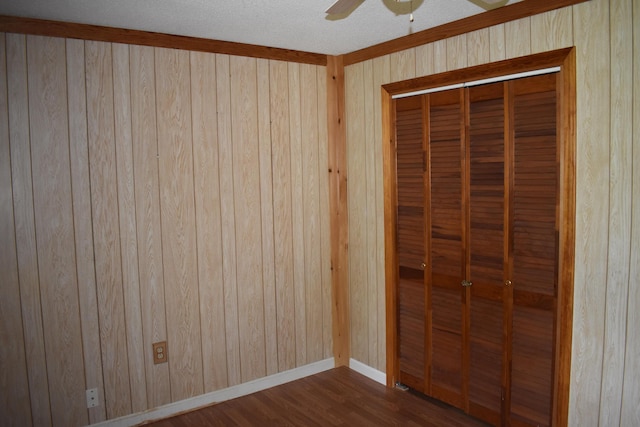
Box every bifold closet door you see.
[396,96,427,392]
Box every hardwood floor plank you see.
[145,367,488,426]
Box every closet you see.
[395,73,560,427]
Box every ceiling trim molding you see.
[0,15,328,66]
[343,0,589,65]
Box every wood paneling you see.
[0,32,329,425]
[230,55,267,382]
[86,40,132,418]
[155,47,204,401]
[130,44,172,408]
[600,0,633,425]
[571,0,610,424]
[27,35,87,426]
[0,33,32,427]
[190,50,228,391]
[66,38,106,424]
[6,33,52,427]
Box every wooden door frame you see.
[382,47,576,426]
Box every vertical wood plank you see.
[190,50,228,391]
[466,29,490,67]
[531,7,574,53]
[86,40,132,418]
[112,42,147,414]
[288,62,307,366]
[571,0,610,424]
[0,33,32,427]
[601,0,633,425]
[130,44,171,408]
[489,24,506,61]
[300,63,323,363]
[390,48,416,81]
[433,40,447,73]
[270,59,296,371]
[66,37,106,424]
[27,35,87,427]
[6,33,52,426]
[216,53,242,385]
[621,1,640,424]
[256,58,278,375]
[373,54,391,372]
[155,46,204,401]
[230,55,267,382]
[327,55,350,366]
[316,64,333,360]
[345,62,367,363]
[505,17,531,59]
[363,59,378,368]
[446,34,467,71]
[415,44,434,77]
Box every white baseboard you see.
[91,358,335,427]
[349,358,387,385]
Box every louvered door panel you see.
[427,90,464,406]
[395,97,426,391]
[510,74,558,427]
[467,84,505,424]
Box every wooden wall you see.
[344,0,640,425]
[0,34,332,426]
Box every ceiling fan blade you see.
[325,0,364,15]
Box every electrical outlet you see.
[153,341,168,364]
[86,388,99,408]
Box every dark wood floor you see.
[143,367,488,426]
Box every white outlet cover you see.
[86,388,99,408]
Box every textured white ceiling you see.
[0,0,521,55]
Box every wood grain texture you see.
[600,0,633,424]
[316,64,333,360]
[489,24,506,61]
[327,55,350,366]
[216,54,242,386]
[230,55,267,382]
[363,59,378,368]
[256,58,279,375]
[27,35,87,427]
[130,44,171,408]
[86,40,133,419]
[621,1,640,423]
[446,34,467,71]
[343,0,589,65]
[505,17,531,59]
[0,15,327,66]
[415,44,434,77]
[433,40,447,74]
[0,33,32,427]
[155,46,204,401]
[189,50,228,391]
[6,33,52,427]
[270,59,296,371]
[112,42,148,414]
[66,37,107,424]
[373,55,392,372]
[531,8,574,54]
[300,63,324,363]
[390,48,416,82]
[570,0,611,424]
[346,62,368,363]
[467,29,491,68]
[288,62,308,367]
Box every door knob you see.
[420,262,426,270]
[461,280,472,287]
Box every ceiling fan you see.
[325,0,509,17]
